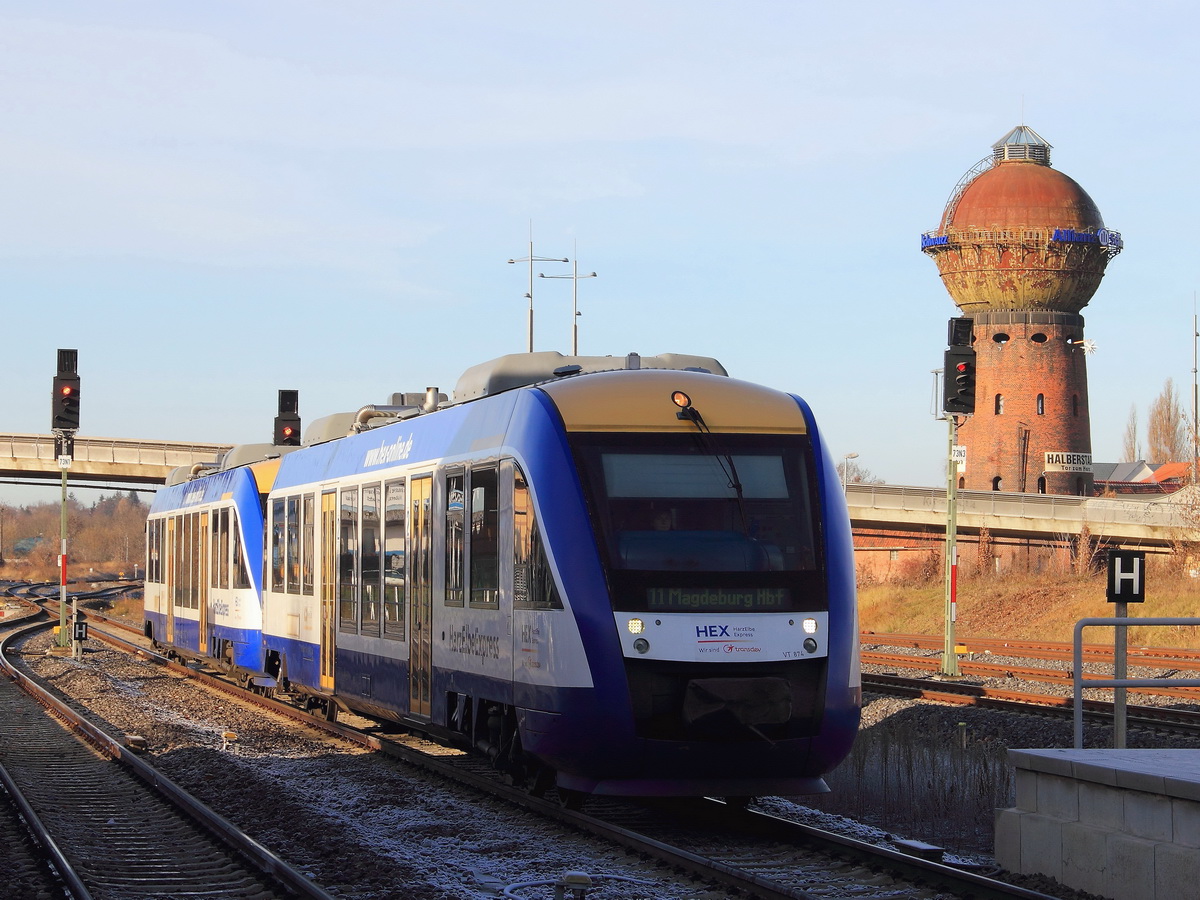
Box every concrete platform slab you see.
[997,749,1200,900]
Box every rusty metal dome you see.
[921,127,1121,315]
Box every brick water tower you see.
[922,126,1122,495]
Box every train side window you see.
[411,475,432,632]
[220,508,231,589]
[513,468,563,610]
[174,514,183,607]
[165,519,173,601]
[191,512,201,609]
[192,512,203,610]
[383,479,406,639]
[214,508,225,592]
[361,483,381,635]
[171,517,182,606]
[286,495,301,594]
[231,509,251,589]
[271,498,285,592]
[210,509,221,589]
[147,519,159,583]
[445,469,465,607]
[339,487,359,631]
[301,493,315,595]
[181,513,193,608]
[470,466,499,607]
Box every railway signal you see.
[939,320,975,676]
[942,346,976,415]
[274,389,301,446]
[50,349,81,657]
[52,349,81,432]
[947,316,973,348]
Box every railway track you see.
[862,671,1200,734]
[865,631,1200,668]
[0,762,72,899]
[0,619,334,900]
[861,630,1200,739]
[32,606,1073,900]
[3,585,1105,897]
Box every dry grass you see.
[858,561,1200,649]
[842,554,1200,854]
[2,557,141,584]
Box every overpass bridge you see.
[2,431,1193,548]
[846,483,1197,550]
[0,433,231,488]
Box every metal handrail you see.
[1072,616,1200,748]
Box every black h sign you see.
[1107,550,1146,603]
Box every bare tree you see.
[838,458,884,485]
[1121,404,1141,462]
[1147,378,1188,463]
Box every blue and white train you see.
[145,351,861,800]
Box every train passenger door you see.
[319,490,337,691]
[198,512,210,654]
[409,475,433,719]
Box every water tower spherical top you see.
[921,126,1122,315]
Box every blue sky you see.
[2,1,1197,504]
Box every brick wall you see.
[957,311,1092,496]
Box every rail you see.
[0,619,337,900]
[1072,617,1200,749]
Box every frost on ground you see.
[21,635,728,899]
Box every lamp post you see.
[841,452,859,494]
[508,238,567,353]
[539,257,597,356]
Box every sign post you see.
[51,349,80,657]
[942,414,960,676]
[939,317,973,678]
[1106,549,1145,748]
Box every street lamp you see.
[539,257,597,356]
[842,452,859,493]
[508,237,567,353]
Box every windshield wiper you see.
[672,392,748,532]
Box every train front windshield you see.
[571,433,827,613]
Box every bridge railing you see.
[0,433,230,468]
[847,483,1196,534]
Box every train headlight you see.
[802,617,819,634]
[803,638,819,654]
[633,638,650,654]
[627,617,645,635]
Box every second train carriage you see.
[144,457,277,682]
[251,352,861,798]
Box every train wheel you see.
[528,766,555,799]
[556,788,587,811]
